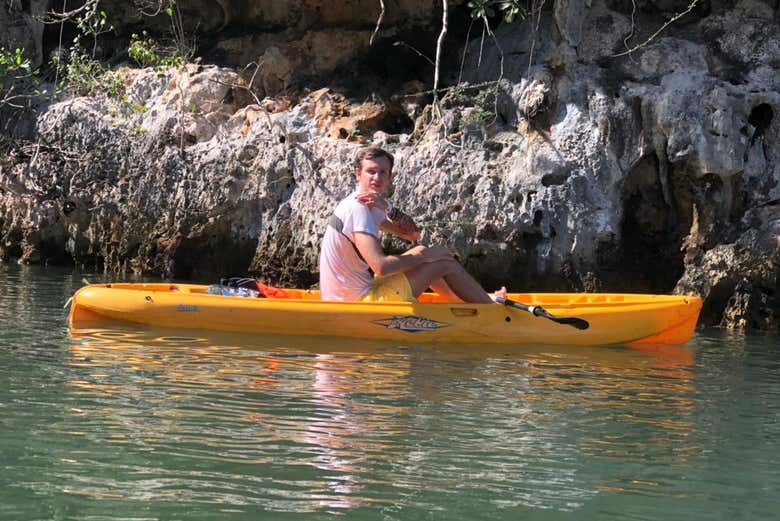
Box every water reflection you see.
[65,326,698,512]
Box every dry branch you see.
[433,0,449,111]
[612,0,702,58]
[41,0,99,23]
[370,0,386,46]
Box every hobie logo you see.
[372,315,449,333]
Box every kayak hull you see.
[68,283,702,346]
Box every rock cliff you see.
[1,0,778,330]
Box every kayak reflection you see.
[66,326,698,509]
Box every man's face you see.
[355,156,393,195]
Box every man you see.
[318,146,499,303]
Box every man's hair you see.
[354,147,394,171]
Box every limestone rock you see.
[621,37,709,80]
[626,74,763,181]
[213,29,373,88]
[136,64,252,143]
[555,0,587,49]
[700,6,780,71]
[295,88,411,142]
[459,16,562,83]
[518,69,554,121]
[577,3,632,61]
[676,218,779,330]
[732,0,776,20]
[1,0,779,331]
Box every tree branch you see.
[433,0,448,110]
[621,0,638,57]
[41,0,99,23]
[457,18,475,85]
[370,0,386,46]
[528,0,547,75]
[612,0,701,58]
[392,41,434,65]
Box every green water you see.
[1,264,779,520]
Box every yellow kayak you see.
[67,283,702,345]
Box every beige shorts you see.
[361,273,415,302]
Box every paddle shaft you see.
[493,296,590,330]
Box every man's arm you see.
[353,232,451,277]
[355,192,421,242]
[379,210,421,242]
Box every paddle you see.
[492,296,590,330]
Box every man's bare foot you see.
[490,286,508,303]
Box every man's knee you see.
[438,258,462,275]
[406,244,428,256]
[442,258,463,273]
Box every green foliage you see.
[496,0,528,23]
[128,32,158,67]
[54,44,124,98]
[48,1,184,100]
[468,0,528,23]
[72,2,113,58]
[46,2,124,99]
[0,47,47,106]
[464,106,494,127]
[443,83,469,107]
[0,48,31,78]
[442,84,498,131]
[128,31,183,70]
[130,101,148,113]
[468,0,496,19]
[79,9,110,44]
[52,2,182,99]
[128,1,191,71]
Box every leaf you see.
[468,0,493,19]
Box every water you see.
[1,264,779,520]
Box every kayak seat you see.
[219,277,290,299]
[257,282,289,299]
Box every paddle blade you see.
[550,316,590,330]
[533,307,590,330]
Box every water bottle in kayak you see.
[206,285,260,298]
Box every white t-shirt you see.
[319,192,387,301]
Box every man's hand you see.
[357,192,421,242]
[355,192,389,211]
[420,245,455,262]
[405,244,454,263]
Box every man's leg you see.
[427,278,463,302]
[419,275,507,303]
[404,259,494,303]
